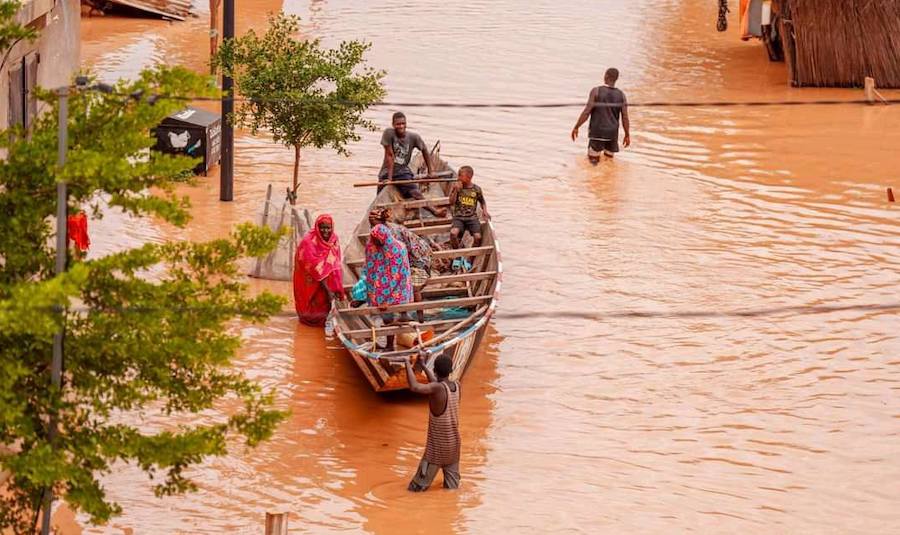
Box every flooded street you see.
[78,0,899,532]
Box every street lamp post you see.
[220,0,235,201]
[40,85,68,535]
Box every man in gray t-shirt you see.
[571,67,631,165]
[377,112,444,216]
[379,127,427,180]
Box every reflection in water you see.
[77,0,900,532]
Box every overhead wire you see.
[10,302,900,322]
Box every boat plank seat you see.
[423,287,470,298]
[342,270,498,293]
[358,224,448,240]
[345,246,494,269]
[356,221,487,240]
[398,216,452,227]
[337,295,491,316]
[341,318,463,338]
[375,197,450,210]
[431,245,494,259]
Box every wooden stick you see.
[265,513,288,535]
[374,197,450,210]
[353,170,454,188]
[253,184,273,277]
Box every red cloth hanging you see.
[67,213,90,252]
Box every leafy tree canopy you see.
[213,14,386,194]
[0,32,287,535]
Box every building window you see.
[8,52,38,130]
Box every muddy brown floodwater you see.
[70,0,900,533]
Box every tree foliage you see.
[0,1,36,72]
[0,59,287,535]
[213,14,386,197]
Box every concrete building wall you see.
[1,0,80,128]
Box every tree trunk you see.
[209,0,219,73]
[291,145,300,205]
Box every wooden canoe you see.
[329,143,501,392]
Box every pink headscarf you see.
[296,214,343,293]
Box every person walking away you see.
[405,353,461,491]
[448,166,490,271]
[365,223,414,351]
[370,208,434,322]
[293,214,345,326]
[571,67,631,164]
[379,112,446,218]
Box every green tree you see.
[213,14,386,203]
[0,64,287,535]
[0,0,36,72]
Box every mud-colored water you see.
[73,0,900,532]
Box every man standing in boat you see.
[405,352,461,491]
[570,67,631,164]
[379,112,446,217]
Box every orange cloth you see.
[67,213,90,252]
[739,0,752,41]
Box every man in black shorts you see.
[570,67,631,164]
[448,166,490,252]
[378,112,445,217]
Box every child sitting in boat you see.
[448,166,490,269]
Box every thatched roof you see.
[775,0,900,88]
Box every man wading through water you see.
[571,67,631,164]
[405,353,461,491]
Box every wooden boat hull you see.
[330,145,500,392]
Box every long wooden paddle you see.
[353,170,455,188]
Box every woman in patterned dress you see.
[365,223,413,350]
[369,208,433,321]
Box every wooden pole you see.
[265,513,288,535]
[252,184,273,277]
[864,77,876,104]
[209,0,219,73]
[219,0,234,201]
[41,87,69,535]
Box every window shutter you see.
[25,54,38,129]
[8,61,24,128]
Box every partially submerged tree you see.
[0,63,287,532]
[213,14,386,203]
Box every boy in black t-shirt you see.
[448,166,490,250]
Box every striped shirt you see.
[424,381,461,466]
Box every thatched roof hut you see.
[772,0,900,88]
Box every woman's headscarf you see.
[365,223,412,307]
[295,214,343,293]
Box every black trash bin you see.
[152,107,222,175]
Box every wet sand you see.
[71,0,900,532]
